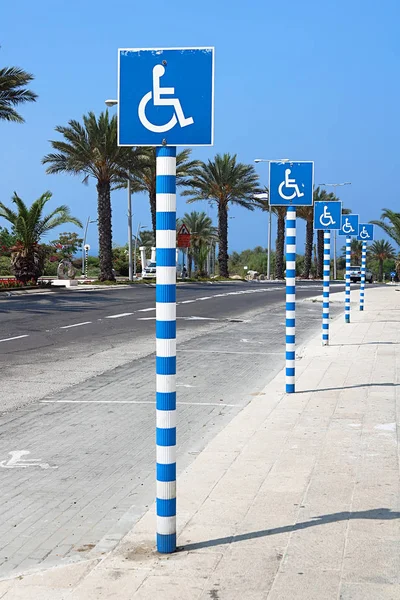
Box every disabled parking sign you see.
[357,223,374,241]
[269,161,314,206]
[314,201,342,230]
[118,47,214,146]
[338,214,359,236]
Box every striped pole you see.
[359,241,367,311]
[286,206,296,393]
[345,236,351,323]
[322,230,330,345]
[155,146,177,554]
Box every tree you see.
[43,111,142,281]
[341,239,363,264]
[51,232,83,259]
[0,192,82,283]
[369,240,395,281]
[177,211,217,276]
[0,226,16,255]
[0,66,37,123]
[253,194,286,279]
[118,148,200,236]
[297,205,314,278]
[371,209,400,247]
[183,154,259,277]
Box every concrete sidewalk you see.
[1,286,399,599]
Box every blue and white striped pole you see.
[345,236,351,323]
[155,146,177,554]
[359,241,367,311]
[286,206,296,393]
[322,230,330,345]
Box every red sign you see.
[177,223,191,248]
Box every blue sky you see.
[1,0,399,255]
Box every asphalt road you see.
[0,280,376,577]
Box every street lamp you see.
[104,98,134,280]
[82,216,97,276]
[254,159,291,280]
[133,223,147,278]
[318,182,352,279]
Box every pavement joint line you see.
[178,349,282,355]
[0,335,30,343]
[59,321,92,329]
[39,400,238,406]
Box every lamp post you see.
[318,182,352,279]
[105,99,134,281]
[82,216,97,276]
[134,223,147,277]
[254,159,290,280]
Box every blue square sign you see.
[357,223,374,241]
[314,201,342,230]
[338,214,359,236]
[118,47,214,146]
[269,161,314,206]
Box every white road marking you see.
[60,321,92,329]
[180,300,195,304]
[40,400,237,407]
[137,307,156,312]
[179,316,218,321]
[105,312,134,319]
[137,317,156,321]
[0,450,57,469]
[0,334,29,343]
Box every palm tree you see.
[177,211,217,276]
[297,205,314,278]
[369,240,395,281]
[0,66,37,123]
[253,194,285,279]
[120,148,200,236]
[371,209,400,247]
[0,192,82,283]
[43,111,141,281]
[182,154,259,278]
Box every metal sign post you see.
[357,224,374,311]
[338,214,359,323]
[313,201,342,345]
[269,160,314,393]
[84,244,90,279]
[117,46,214,554]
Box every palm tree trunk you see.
[378,259,383,282]
[317,230,324,278]
[97,180,115,281]
[276,213,285,279]
[218,202,229,278]
[302,220,313,278]
[150,189,156,237]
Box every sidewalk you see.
[1,286,399,599]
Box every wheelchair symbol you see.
[138,64,194,134]
[278,169,305,201]
[359,226,369,239]
[342,218,354,234]
[319,205,336,227]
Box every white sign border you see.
[117,46,215,147]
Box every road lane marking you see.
[60,321,92,329]
[180,300,195,304]
[105,313,134,319]
[40,400,237,407]
[0,334,29,343]
[137,307,156,312]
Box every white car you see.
[142,261,156,279]
[349,266,373,283]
